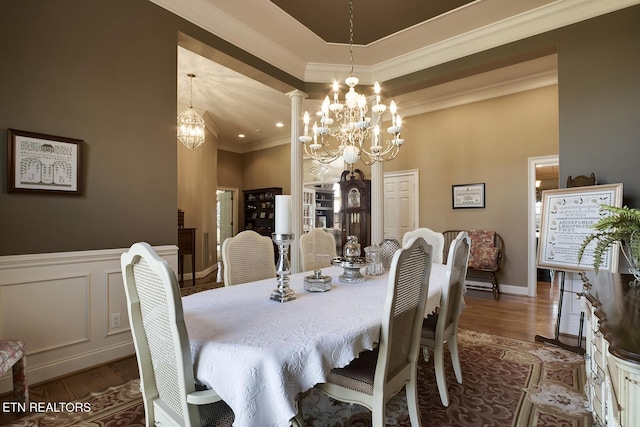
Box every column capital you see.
[286,89,308,101]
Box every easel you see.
[534,270,585,354]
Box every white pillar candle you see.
[275,195,292,234]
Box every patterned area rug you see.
[179,281,222,297]
[5,330,591,426]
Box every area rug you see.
[180,282,222,297]
[4,330,592,426]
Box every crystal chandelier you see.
[177,73,205,150]
[299,0,404,168]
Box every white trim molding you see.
[0,245,178,394]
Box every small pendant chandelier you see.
[177,73,205,150]
[299,0,404,168]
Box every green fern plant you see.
[578,205,640,272]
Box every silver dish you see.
[331,256,369,283]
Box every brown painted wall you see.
[0,0,183,255]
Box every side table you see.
[178,227,196,286]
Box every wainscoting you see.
[0,245,178,394]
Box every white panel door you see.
[218,190,234,245]
[383,172,417,242]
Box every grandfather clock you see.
[339,169,371,251]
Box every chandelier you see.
[177,73,206,150]
[299,0,404,167]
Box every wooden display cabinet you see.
[243,187,282,236]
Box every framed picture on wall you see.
[7,128,83,195]
[452,183,485,209]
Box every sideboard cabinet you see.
[581,271,640,427]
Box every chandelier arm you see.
[302,144,342,165]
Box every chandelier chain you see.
[349,0,354,77]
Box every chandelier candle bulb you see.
[275,195,292,234]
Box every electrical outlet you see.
[111,313,121,328]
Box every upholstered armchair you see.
[443,229,504,299]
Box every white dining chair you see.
[299,228,337,271]
[403,228,445,264]
[222,230,277,286]
[314,236,433,427]
[420,231,470,407]
[121,242,235,427]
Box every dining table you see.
[182,262,449,427]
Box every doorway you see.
[217,188,238,260]
[527,155,559,297]
[383,170,419,242]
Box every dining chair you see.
[299,228,337,271]
[420,231,470,407]
[0,339,28,406]
[121,242,235,427]
[221,230,277,286]
[403,227,445,264]
[314,236,433,427]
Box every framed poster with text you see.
[537,183,623,272]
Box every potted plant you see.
[578,205,640,276]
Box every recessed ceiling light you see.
[276,122,284,128]
[238,134,246,138]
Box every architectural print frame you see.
[452,183,485,209]
[7,129,83,195]
[537,183,623,272]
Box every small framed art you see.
[7,129,83,194]
[452,183,485,209]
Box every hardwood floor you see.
[1,273,580,424]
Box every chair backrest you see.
[121,242,202,427]
[437,232,471,341]
[375,236,432,392]
[442,230,505,270]
[222,230,277,286]
[300,228,337,271]
[567,173,596,188]
[402,228,445,264]
[466,229,503,271]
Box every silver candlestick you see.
[271,233,296,302]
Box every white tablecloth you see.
[182,263,447,427]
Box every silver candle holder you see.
[271,233,296,302]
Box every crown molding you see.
[153,0,638,84]
[307,0,640,83]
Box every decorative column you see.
[369,95,384,245]
[287,90,306,274]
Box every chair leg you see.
[433,343,449,407]
[491,272,500,300]
[406,372,422,427]
[12,355,28,406]
[449,335,463,384]
[371,395,386,427]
